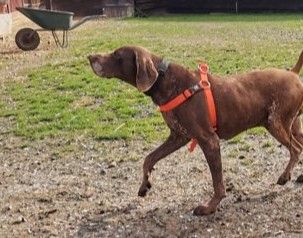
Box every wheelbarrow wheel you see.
[15,28,40,51]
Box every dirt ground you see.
[1,116,303,237]
[1,13,303,238]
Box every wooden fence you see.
[135,0,165,12]
[166,0,303,13]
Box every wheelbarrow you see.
[15,7,105,51]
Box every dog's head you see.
[88,46,159,92]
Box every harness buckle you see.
[198,63,209,74]
[188,84,202,94]
[200,80,211,89]
[183,84,202,98]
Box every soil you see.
[1,13,303,238]
[1,112,303,237]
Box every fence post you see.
[45,0,52,10]
[235,0,238,13]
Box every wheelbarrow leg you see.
[63,30,68,48]
[52,30,59,47]
[52,30,69,48]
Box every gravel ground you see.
[1,113,303,237]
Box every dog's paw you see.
[277,174,291,185]
[138,188,148,197]
[138,181,152,197]
[296,175,303,183]
[146,180,152,189]
[193,205,216,216]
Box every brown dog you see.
[88,46,303,215]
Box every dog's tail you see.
[291,50,303,74]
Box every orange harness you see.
[159,64,217,152]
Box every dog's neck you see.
[143,59,170,97]
[145,58,199,106]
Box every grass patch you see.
[3,60,165,140]
[227,134,243,145]
[1,14,303,141]
[262,141,273,148]
[247,127,267,136]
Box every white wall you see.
[0,13,12,36]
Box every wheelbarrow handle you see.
[69,14,106,30]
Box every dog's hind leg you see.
[278,134,303,185]
[291,117,303,183]
[266,117,302,185]
[291,117,303,147]
[138,132,189,197]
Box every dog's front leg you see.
[138,132,189,197]
[194,134,226,215]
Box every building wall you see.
[6,0,23,12]
[23,0,43,7]
[0,0,13,37]
[52,0,134,16]
[0,13,12,36]
[20,0,135,16]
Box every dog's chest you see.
[162,112,190,137]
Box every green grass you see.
[1,60,164,140]
[1,14,303,141]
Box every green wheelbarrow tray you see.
[15,7,105,50]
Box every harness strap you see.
[198,64,217,129]
[188,64,217,152]
[159,63,217,152]
[159,85,202,112]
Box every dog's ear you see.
[135,51,158,92]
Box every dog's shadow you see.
[0,48,46,55]
[0,49,22,55]
[76,184,303,237]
